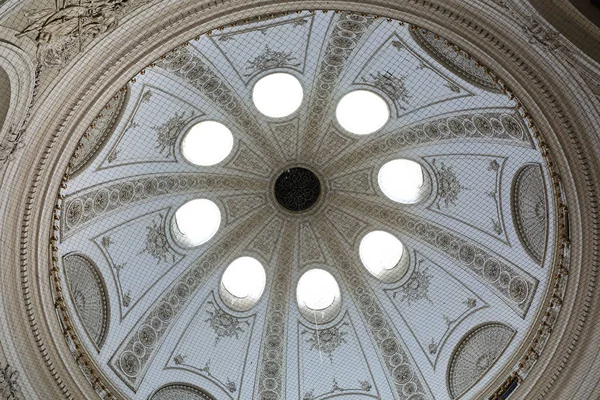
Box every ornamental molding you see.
[511,163,548,264]
[0,41,38,173]
[0,1,597,399]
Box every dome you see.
[52,12,556,399]
[1,2,599,400]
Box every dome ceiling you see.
[52,10,559,400]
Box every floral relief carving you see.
[0,364,22,400]
[205,301,250,344]
[108,210,270,390]
[362,71,411,109]
[392,261,433,305]
[302,323,349,363]
[61,173,264,236]
[245,45,301,76]
[410,27,499,91]
[17,0,150,69]
[336,194,538,317]
[512,164,548,264]
[63,253,110,348]
[142,90,153,103]
[153,111,194,158]
[427,155,509,242]
[433,160,470,208]
[447,323,516,399]
[141,216,175,263]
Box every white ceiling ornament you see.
[50,9,563,400]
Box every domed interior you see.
[54,10,557,400]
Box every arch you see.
[149,383,216,400]
[0,41,36,165]
[70,85,129,176]
[447,323,516,399]
[63,253,110,350]
[511,164,549,264]
[410,26,500,92]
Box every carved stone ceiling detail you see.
[53,10,557,400]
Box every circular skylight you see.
[221,257,266,299]
[378,159,425,203]
[181,121,234,166]
[336,90,390,135]
[297,269,339,311]
[252,73,304,118]
[173,199,220,247]
[360,231,404,275]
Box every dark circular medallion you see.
[274,167,321,212]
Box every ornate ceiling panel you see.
[43,8,563,400]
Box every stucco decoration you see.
[166,293,255,395]
[0,363,23,400]
[62,253,110,349]
[109,209,270,390]
[149,384,215,400]
[411,27,500,91]
[17,0,153,69]
[61,173,263,237]
[71,86,129,176]
[512,164,548,264]
[0,41,38,171]
[300,12,375,159]
[33,6,576,400]
[447,323,516,399]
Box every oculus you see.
[181,121,234,166]
[378,159,426,204]
[172,199,221,247]
[220,257,266,311]
[336,90,390,135]
[297,269,341,324]
[360,231,409,282]
[274,167,321,212]
[252,73,304,118]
